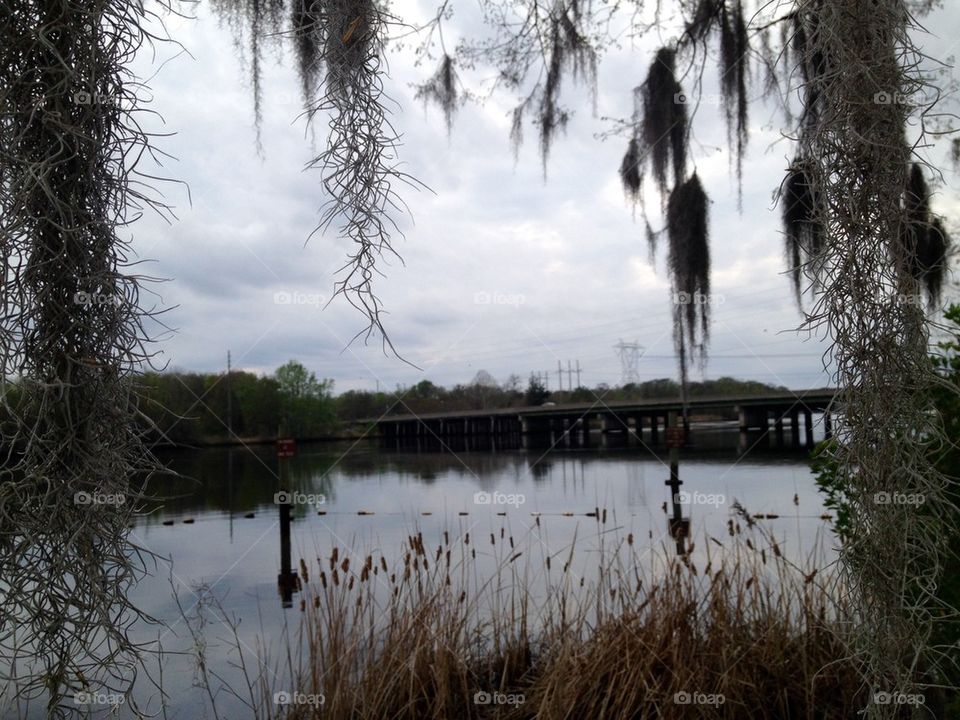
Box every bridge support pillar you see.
[804,409,814,448]
[650,414,659,443]
[738,406,768,432]
[790,409,801,448]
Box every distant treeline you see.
[1,365,788,446]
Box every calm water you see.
[7,423,838,718]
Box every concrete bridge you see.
[370,388,837,449]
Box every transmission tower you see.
[613,339,644,385]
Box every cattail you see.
[465,533,470,545]
[804,570,817,585]
[380,557,388,573]
[390,573,396,584]
[341,558,350,574]
[445,550,451,567]
[793,493,799,506]
[500,528,505,539]
[435,546,442,562]
[535,516,540,527]
[333,569,340,586]
[490,533,495,545]
[602,508,607,524]
[509,536,514,549]
[459,591,466,604]
[299,558,309,584]
[320,571,327,589]
[331,547,339,568]
[746,539,754,550]
[627,533,634,546]
[444,531,449,545]
[761,549,767,564]
[773,542,781,558]
[313,595,320,608]
[300,599,305,611]
[471,549,475,559]
[361,566,369,582]
[348,576,354,590]
[445,575,450,586]
[546,556,551,570]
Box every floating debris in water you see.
[183,518,195,524]
[244,512,255,519]
[162,520,174,526]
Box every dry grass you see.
[241,514,872,720]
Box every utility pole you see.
[557,360,564,392]
[543,370,550,390]
[575,360,582,389]
[226,350,232,436]
[226,351,233,542]
[567,360,573,390]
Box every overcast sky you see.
[128,0,959,394]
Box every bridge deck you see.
[363,388,837,425]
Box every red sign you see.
[666,427,686,448]
[276,438,296,458]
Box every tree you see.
[524,375,550,406]
[275,360,335,437]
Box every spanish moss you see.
[719,0,749,198]
[667,173,711,391]
[782,158,824,303]
[642,47,688,196]
[619,136,644,203]
[898,163,950,306]
[415,54,460,134]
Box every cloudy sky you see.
[128,0,959,394]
